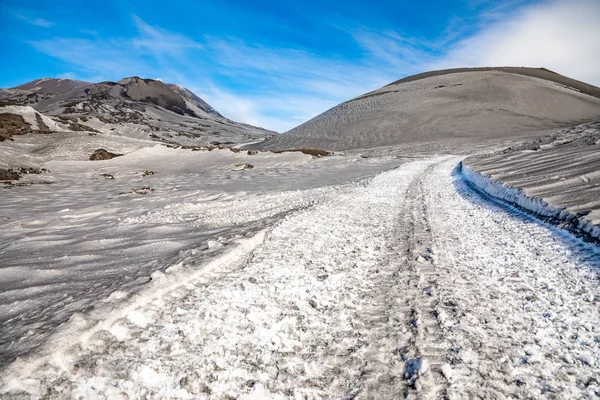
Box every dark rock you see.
[0,169,20,180]
[90,148,123,161]
[232,163,254,171]
[119,187,153,195]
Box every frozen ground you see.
[464,121,600,241]
[1,152,598,399]
[0,133,404,370]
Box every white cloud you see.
[434,0,600,85]
[28,37,149,78]
[351,29,436,71]
[27,15,201,81]
[16,13,54,28]
[131,16,203,55]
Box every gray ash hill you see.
[253,67,600,151]
[1,77,273,146]
[13,78,92,94]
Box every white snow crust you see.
[460,163,600,240]
[0,137,404,375]
[1,156,598,399]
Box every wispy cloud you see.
[27,15,201,82]
[15,13,54,28]
[28,37,147,78]
[351,29,436,72]
[131,16,203,56]
[432,0,600,85]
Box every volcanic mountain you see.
[254,67,600,151]
[0,77,273,146]
[13,78,92,94]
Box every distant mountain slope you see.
[12,78,92,94]
[254,67,600,151]
[166,83,223,117]
[1,77,274,146]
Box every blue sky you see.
[1,0,599,132]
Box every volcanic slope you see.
[1,77,274,146]
[12,78,92,94]
[254,67,600,151]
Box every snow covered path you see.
[1,157,599,399]
[428,159,600,398]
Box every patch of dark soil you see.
[3,181,54,189]
[17,167,49,174]
[232,163,253,171]
[0,167,49,181]
[90,149,123,161]
[210,141,235,146]
[0,169,21,180]
[271,148,331,157]
[69,122,98,132]
[57,116,99,132]
[0,113,31,141]
[97,115,115,124]
[35,113,50,132]
[120,187,153,195]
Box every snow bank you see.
[0,105,61,131]
[458,162,600,241]
[0,230,268,394]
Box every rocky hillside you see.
[0,77,274,147]
[13,78,92,94]
[253,67,600,151]
[166,83,222,118]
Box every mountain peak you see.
[254,66,600,151]
[12,78,92,94]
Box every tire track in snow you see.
[1,158,451,399]
[425,158,600,399]
[390,164,452,398]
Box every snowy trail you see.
[2,157,599,399]
[427,159,600,398]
